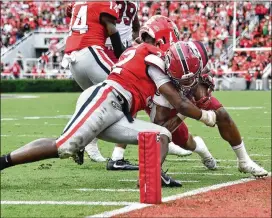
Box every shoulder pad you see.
[145,54,165,73]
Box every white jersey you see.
[105,1,138,47]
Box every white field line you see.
[192,166,235,169]
[167,158,270,162]
[118,179,199,183]
[13,123,64,126]
[201,136,271,140]
[0,201,137,206]
[1,94,39,99]
[1,134,58,138]
[75,188,139,192]
[167,172,234,176]
[250,154,271,157]
[89,173,271,218]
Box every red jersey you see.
[108,43,165,115]
[65,2,119,53]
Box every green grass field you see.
[1,91,271,218]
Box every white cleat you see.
[176,148,193,157]
[85,144,106,162]
[238,160,268,177]
[168,142,193,157]
[202,156,217,170]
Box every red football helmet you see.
[165,41,202,92]
[139,15,180,52]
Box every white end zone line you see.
[88,173,271,218]
[0,201,138,206]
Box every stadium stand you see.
[1,1,271,90]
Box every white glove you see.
[199,110,216,127]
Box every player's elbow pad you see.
[110,32,125,58]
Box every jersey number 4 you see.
[69,5,88,35]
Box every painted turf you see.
[89,174,271,218]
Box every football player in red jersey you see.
[0,16,218,187]
[62,1,126,163]
[62,1,124,89]
[150,40,268,177]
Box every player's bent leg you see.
[0,138,58,171]
[168,142,192,156]
[69,47,112,90]
[98,117,181,187]
[84,138,106,162]
[172,124,216,170]
[108,113,138,171]
[216,107,268,177]
[169,122,192,157]
[57,83,125,159]
[70,46,114,162]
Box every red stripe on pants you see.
[56,87,113,148]
[97,49,114,68]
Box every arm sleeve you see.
[147,65,170,89]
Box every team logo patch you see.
[111,101,122,111]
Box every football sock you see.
[232,141,251,162]
[168,142,192,155]
[0,153,13,170]
[193,136,212,159]
[111,147,125,161]
[89,138,98,146]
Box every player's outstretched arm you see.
[100,14,125,58]
[153,105,182,133]
[159,82,216,127]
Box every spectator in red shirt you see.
[11,62,20,78]
[244,72,252,90]
[41,52,49,68]
[31,65,38,79]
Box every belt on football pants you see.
[108,83,134,123]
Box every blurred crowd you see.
[1,1,69,50]
[138,1,271,56]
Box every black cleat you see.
[161,170,182,187]
[72,149,85,165]
[106,158,139,171]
